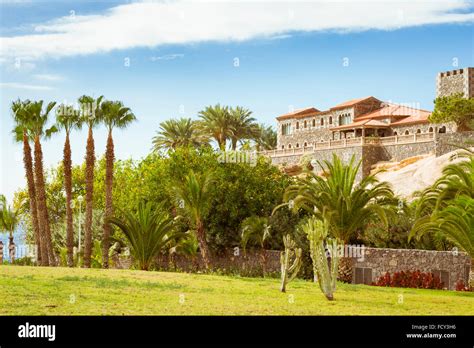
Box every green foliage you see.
[107,202,182,270]
[279,234,302,292]
[152,118,209,152]
[0,195,19,238]
[240,215,271,252]
[430,93,474,131]
[278,154,396,243]
[301,216,340,301]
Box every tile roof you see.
[331,119,389,131]
[330,96,379,110]
[355,102,431,121]
[276,107,320,121]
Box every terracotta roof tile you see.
[276,107,320,121]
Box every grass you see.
[0,265,472,315]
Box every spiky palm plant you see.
[229,106,258,150]
[198,104,232,150]
[11,99,44,264]
[0,195,19,239]
[275,154,395,281]
[56,104,82,267]
[241,215,271,275]
[100,100,136,269]
[107,202,181,271]
[255,124,277,151]
[78,95,103,268]
[172,170,214,270]
[152,118,208,152]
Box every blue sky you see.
[1,0,473,201]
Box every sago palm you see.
[107,202,181,271]
[56,103,82,267]
[78,95,103,268]
[198,104,232,150]
[100,100,136,269]
[276,154,395,281]
[11,99,44,265]
[152,118,208,152]
[24,100,58,266]
[172,170,214,269]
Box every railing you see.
[260,133,435,158]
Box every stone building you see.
[436,67,474,98]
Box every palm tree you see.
[107,202,182,271]
[152,118,208,152]
[100,100,136,269]
[229,106,258,150]
[411,195,473,259]
[275,154,395,281]
[172,170,214,269]
[198,104,232,150]
[0,195,19,239]
[255,124,277,151]
[78,95,103,268]
[240,215,271,275]
[11,100,44,265]
[26,100,58,266]
[56,104,82,267]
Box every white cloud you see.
[0,0,472,61]
[150,54,184,61]
[33,73,63,81]
[0,82,54,91]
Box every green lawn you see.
[0,265,472,315]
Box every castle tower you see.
[436,67,474,98]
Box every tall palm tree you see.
[107,202,182,271]
[240,215,271,275]
[78,95,103,268]
[26,100,58,266]
[56,104,82,267]
[172,170,214,270]
[229,106,258,150]
[152,118,208,152]
[100,100,136,268]
[275,154,395,281]
[198,104,232,150]
[255,124,277,151]
[11,100,44,265]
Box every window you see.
[439,126,446,133]
[296,122,299,130]
[304,120,307,128]
[288,144,292,149]
[353,267,373,285]
[393,131,398,136]
[429,127,433,133]
[404,130,409,135]
[281,145,285,149]
[329,116,333,125]
[282,123,292,135]
[304,142,307,147]
[320,118,324,126]
[296,143,299,148]
[416,129,421,134]
[312,119,316,127]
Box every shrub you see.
[374,270,444,289]
[455,279,472,292]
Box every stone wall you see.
[349,247,471,290]
[436,67,474,98]
[435,131,474,156]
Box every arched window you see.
[296,143,299,148]
[288,144,292,149]
[312,119,316,127]
[304,120,307,128]
[296,122,299,130]
[404,130,409,135]
[329,116,333,125]
[320,118,324,126]
[393,131,398,136]
[429,127,433,133]
[281,145,285,149]
[439,126,446,133]
[416,129,421,134]
[304,142,307,147]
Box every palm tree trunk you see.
[231,138,237,150]
[196,221,211,270]
[22,132,43,265]
[84,127,95,268]
[63,132,74,267]
[34,136,55,266]
[102,130,114,269]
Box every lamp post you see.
[77,195,84,253]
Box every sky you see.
[0,0,473,202]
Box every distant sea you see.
[1,226,27,261]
